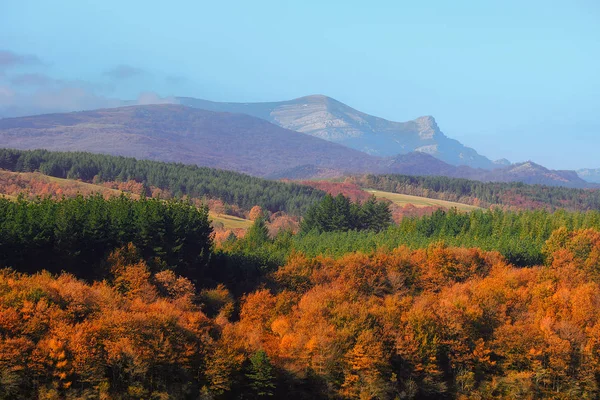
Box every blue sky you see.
[1,0,599,169]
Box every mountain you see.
[0,105,388,177]
[578,169,600,184]
[486,161,591,187]
[0,104,590,188]
[177,95,500,169]
[493,158,512,167]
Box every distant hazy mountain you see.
[489,161,589,187]
[578,169,600,184]
[177,94,500,169]
[493,158,512,167]
[0,104,589,188]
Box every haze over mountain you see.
[0,104,591,188]
[0,105,385,177]
[578,169,600,184]
[178,95,504,169]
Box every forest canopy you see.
[0,148,325,215]
[3,149,600,398]
[354,173,600,211]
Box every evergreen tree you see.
[245,217,271,248]
[0,148,326,215]
[300,194,391,233]
[245,350,276,398]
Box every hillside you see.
[178,94,499,169]
[0,169,255,231]
[0,148,327,215]
[364,188,481,212]
[0,107,591,187]
[0,104,389,177]
[578,168,600,183]
[353,173,600,211]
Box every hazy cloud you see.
[0,50,42,69]
[165,75,187,85]
[0,83,122,118]
[0,58,180,118]
[0,86,179,119]
[0,86,17,107]
[33,86,121,111]
[10,73,56,87]
[136,92,178,105]
[104,64,144,79]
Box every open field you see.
[364,188,482,211]
[209,213,253,229]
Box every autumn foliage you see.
[0,248,212,399]
[217,235,600,398]
[0,170,124,199]
[299,180,373,203]
[4,231,600,398]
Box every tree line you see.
[300,193,392,233]
[354,173,600,211]
[0,195,212,281]
[292,207,600,266]
[0,148,325,215]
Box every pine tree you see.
[245,350,276,398]
[245,218,270,247]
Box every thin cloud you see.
[165,75,187,85]
[104,64,144,79]
[0,86,16,107]
[136,92,178,105]
[10,73,56,87]
[0,82,122,118]
[0,50,42,69]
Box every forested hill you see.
[352,173,600,211]
[0,148,325,215]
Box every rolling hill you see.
[0,169,254,230]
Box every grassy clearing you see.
[364,189,481,212]
[209,213,253,230]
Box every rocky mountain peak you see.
[414,116,440,140]
[177,95,497,169]
[494,158,512,166]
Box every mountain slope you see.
[578,169,600,184]
[0,105,590,188]
[492,162,587,186]
[0,104,388,177]
[177,95,498,169]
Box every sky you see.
[0,0,599,169]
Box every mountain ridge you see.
[578,168,600,184]
[0,104,590,188]
[177,94,501,169]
